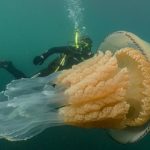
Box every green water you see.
[0,0,150,149]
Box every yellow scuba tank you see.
[54,29,80,72]
[74,29,80,49]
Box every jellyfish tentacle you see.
[0,72,65,141]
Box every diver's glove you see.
[33,55,45,65]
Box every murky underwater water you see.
[0,0,150,149]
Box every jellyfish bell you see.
[107,121,150,144]
[0,33,150,143]
[99,31,150,60]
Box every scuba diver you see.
[0,32,93,79]
[33,35,93,77]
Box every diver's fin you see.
[107,121,150,144]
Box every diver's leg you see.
[0,61,27,79]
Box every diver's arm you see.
[42,46,76,58]
[33,46,76,65]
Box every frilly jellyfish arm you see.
[57,47,150,130]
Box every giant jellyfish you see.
[0,31,150,144]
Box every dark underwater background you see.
[0,0,150,149]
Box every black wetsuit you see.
[35,46,93,77]
[0,46,93,79]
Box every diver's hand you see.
[33,56,45,65]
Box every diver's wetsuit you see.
[0,46,93,79]
[0,61,27,79]
[34,46,93,77]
